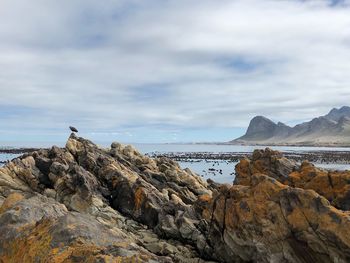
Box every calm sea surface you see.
[0,153,20,163]
[1,144,350,183]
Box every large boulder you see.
[196,174,350,262]
[236,148,350,211]
[235,148,298,185]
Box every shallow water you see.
[0,153,20,164]
[177,160,350,184]
[133,143,350,154]
[133,144,350,183]
[178,160,237,184]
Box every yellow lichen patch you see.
[0,219,152,263]
[0,192,24,214]
[304,174,333,200]
[0,219,54,263]
[284,164,350,209]
[198,194,212,203]
[134,187,145,211]
[235,158,252,185]
[48,244,103,263]
[251,160,267,175]
[286,206,314,231]
[114,255,149,263]
[329,172,350,197]
[288,171,302,183]
[251,176,287,201]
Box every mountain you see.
[233,106,350,146]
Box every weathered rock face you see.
[235,148,298,185]
[236,148,350,211]
[0,134,214,262]
[198,175,350,262]
[1,136,350,262]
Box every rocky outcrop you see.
[233,106,350,146]
[235,148,350,211]
[234,148,298,184]
[1,136,350,262]
[197,148,350,262]
[0,134,214,262]
[198,174,350,262]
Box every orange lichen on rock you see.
[0,219,54,263]
[235,149,350,211]
[200,172,350,262]
[3,137,350,263]
[134,187,145,211]
[198,194,212,203]
[234,158,252,185]
[0,192,25,214]
[284,161,350,210]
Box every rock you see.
[0,192,25,214]
[0,135,216,262]
[235,148,298,184]
[0,195,170,262]
[236,148,350,211]
[1,136,350,262]
[197,173,350,262]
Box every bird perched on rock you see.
[69,126,78,133]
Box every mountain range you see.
[232,106,350,146]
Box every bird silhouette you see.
[69,126,78,133]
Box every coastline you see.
[149,150,350,165]
[1,135,350,262]
[223,141,350,147]
[0,148,41,154]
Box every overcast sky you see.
[1,0,350,145]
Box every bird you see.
[69,126,78,133]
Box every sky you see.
[1,0,350,145]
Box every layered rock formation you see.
[1,135,350,262]
[235,148,350,210]
[233,106,350,146]
[0,134,213,262]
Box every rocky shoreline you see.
[149,150,350,165]
[0,147,41,154]
[1,134,350,262]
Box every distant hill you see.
[232,106,350,146]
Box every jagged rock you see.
[0,134,215,262]
[236,148,350,211]
[235,148,298,184]
[197,173,350,262]
[0,193,171,262]
[1,136,350,262]
[287,161,350,210]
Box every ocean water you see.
[133,143,350,154]
[1,144,350,183]
[0,153,20,163]
[178,159,236,183]
[133,144,350,183]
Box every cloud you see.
[0,0,350,142]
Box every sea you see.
[1,143,350,184]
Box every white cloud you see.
[0,0,350,141]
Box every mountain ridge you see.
[232,106,350,146]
